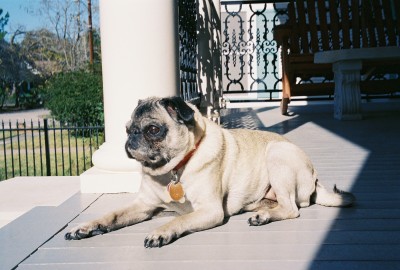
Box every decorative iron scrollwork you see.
[178,0,200,104]
[221,1,289,100]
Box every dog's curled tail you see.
[313,181,355,207]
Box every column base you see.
[80,167,141,193]
[333,60,362,121]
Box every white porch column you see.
[80,0,179,193]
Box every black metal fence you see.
[0,119,104,181]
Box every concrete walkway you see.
[0,108,51,126]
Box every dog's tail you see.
[312,181,355,207]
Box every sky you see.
[1,0,43,34]
[1,0,99,41]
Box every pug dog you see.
[65,96,355,248]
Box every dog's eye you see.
[147,125,160,135]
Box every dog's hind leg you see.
[247,192,299,226]
[243,198,278,212]
[247,141,308,226]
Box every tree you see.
[35,0,100,72]
[20,29,65,76]
[0,39,41,108]
[0,8,9,106]
[0,8,9,40]
[0,10,42,109]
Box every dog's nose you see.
[125,140,136,159]
[126,137,139,151]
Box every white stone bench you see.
[314,46,400,120]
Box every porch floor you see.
[1,101,400,270]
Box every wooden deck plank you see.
[16,102,400,269]
[45,230,400,248]
[16,261,400,270]
[73,194,400,215]
[20,244,400,264]
[0,193,100,270]
[101,217,399,233]
[68,204,400,229]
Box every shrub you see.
[43,70,103,125]
[19,88,43,109]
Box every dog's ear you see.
[160,96,195,126]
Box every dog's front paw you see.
[144,230,177,248]
[65,223,107,240]
[247,214,270,226]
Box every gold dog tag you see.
[168,182,185,203]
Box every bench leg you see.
[332,61,363,120]
[280,97,290,115]
[280,48,291,115]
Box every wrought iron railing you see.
[221,1,289,102]
[179,0,200,104]
[0,119,104,181]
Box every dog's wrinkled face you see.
[125,97,195,175]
